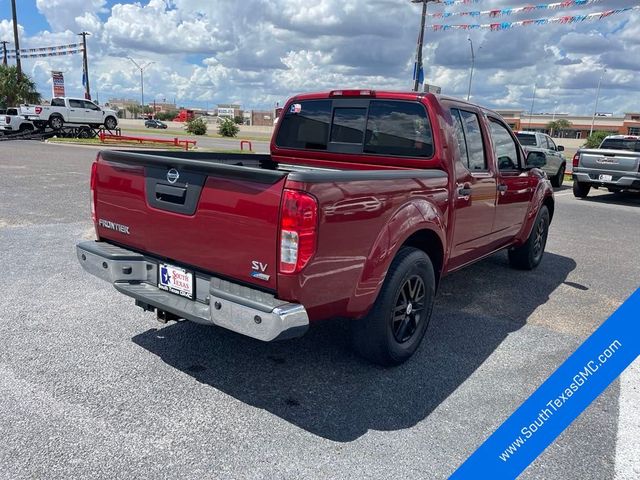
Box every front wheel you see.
[104,116,117,130]
[508,205,550,270]
[573,180,591,198]
[352,247,436,367]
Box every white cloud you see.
[6,0,640,114]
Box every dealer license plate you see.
[158,263,194,300]
[598,174,613,182]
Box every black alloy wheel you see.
[392,275,426,343]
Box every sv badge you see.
[250,261,270,281]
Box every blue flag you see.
[413,62,424,85]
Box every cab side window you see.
[68,99,84,109]
[489,119,520,170]
[84,101,100,111]
[546,136,557,151]
[450,108,487,171]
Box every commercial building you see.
[497,110,640,138]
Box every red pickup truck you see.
[77,90,554,366]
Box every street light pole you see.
[589,69,606,137]
[78,32,91,99]
[528,83,537,130]
[411,0,437,92]
[127,57,154,118]
[466,37,475,101]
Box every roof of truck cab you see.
[288,90,501,116]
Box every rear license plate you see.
[158,263,194,299]
[598,174,613,182]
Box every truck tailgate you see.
[94,151,287,291]
[580,149,640,173]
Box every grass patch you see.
[123,126,271,142]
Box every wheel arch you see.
[400,229,444,287]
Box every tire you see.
[104,116,117,130]
[77,128,90,139]
[352,247,436,367]
[18,123,34,132]
[508,205,550,270]
[33,121,46,130]
[49,115,63,130]
[551,164,565,188]
[573,180,591,198]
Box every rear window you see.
[364,101,433,157]
[276,99,433,158]
[600,138,640,152]
[275,100,331,150]
[7,108,18,115]
[515,133,537,146]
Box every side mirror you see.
[526,151,546,168]
[557,145,565,152]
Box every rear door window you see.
[51,98,65,107]
[364,100,433,157]
[68,99,84,109]
[458,110,487,171]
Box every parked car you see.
[20,97,118,131]
[572,135,640,197]
[515,131,567,187]
[76,90,554,366]
[145,119,168,129]
[0,107,34,133]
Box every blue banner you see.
[451,288,640,479]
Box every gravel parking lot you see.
[1,141,638,479]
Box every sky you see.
[0,0,638,114]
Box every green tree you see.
[126,104,141,118]
[218,117,239,137]
[156,110,178,121]
[186,117,207,135]
[585,131,610,148]
[0,65,42,107]
[546,118,572,137]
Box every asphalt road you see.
[0,141,638,479]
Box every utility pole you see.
[127,57,154,118]
[589,69,606,137]
[528,83,537,130]
[10,0,21,79]
[78,32,91,99]
[466,38,475,101]
[1,41,8,66]
[411,0,434,92]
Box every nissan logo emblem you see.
[166,168,180,184]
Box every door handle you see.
[457,183,472,197]
[498,184,508,193]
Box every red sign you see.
[51,71,65,97]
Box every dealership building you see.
[497,110,640,138]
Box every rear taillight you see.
[572,153,580,168]
[279,189,318,274]
[90,161,98,234]
[35,106,42,115]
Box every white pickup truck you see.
[0,107,35,133]
[20,97,118,131]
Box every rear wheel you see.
[551,164,565,188]
[508,205,550,270]
[352,247,435,366]
[49,115,64,130]
[573,180,591,198]
[18,123,34,132]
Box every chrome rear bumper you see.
[76,241,309,341]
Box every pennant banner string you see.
[8,49,84,59]
[429,0,602,18]
[429,6,636,31]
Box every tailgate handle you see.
[155,183,187,204]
